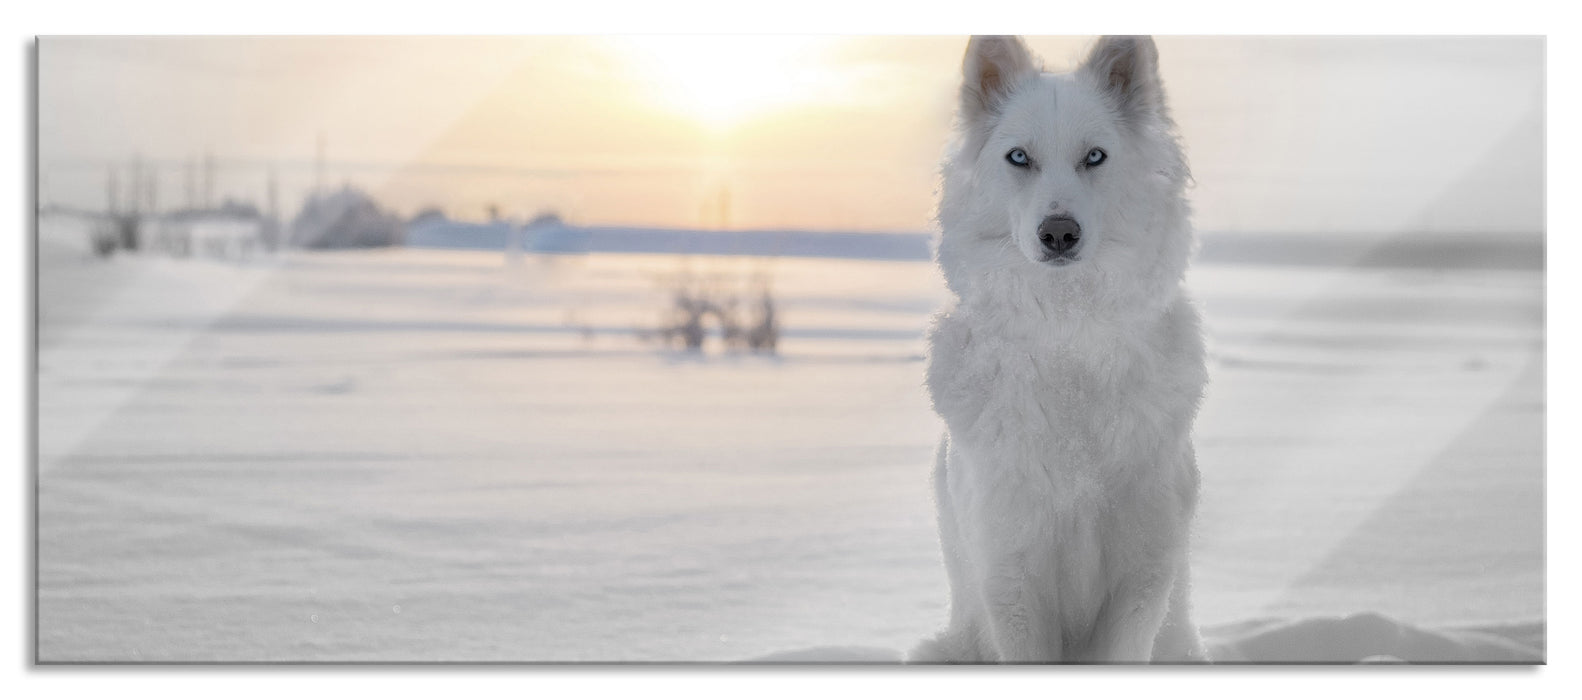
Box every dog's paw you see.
[907,632,982,664]
[905,637,948,664]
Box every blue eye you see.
[1084,148,1107,167]
[1006,148,1030,167]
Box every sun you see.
[605,36,846,131]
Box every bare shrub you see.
[89,220,119,258]
[651,268,778,356]
[656,273,717,351]
[745,283,779,354]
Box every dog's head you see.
[938,36,1191,308]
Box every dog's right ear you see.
[1080,35,1165,125]
[960,36,1037,125]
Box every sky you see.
[37,35,1545,235]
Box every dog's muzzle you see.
[1037,215,1082,262]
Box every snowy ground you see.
[36,216,1544,663]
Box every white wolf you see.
[909,35,1209,664]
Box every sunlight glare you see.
[606,36,847,130]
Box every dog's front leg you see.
[1150,558,1209,662]
[978,559,1060,663]
[1088,566,1175,662]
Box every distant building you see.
[404,211,579,253]
[522,213,582,253]
[408,207,448,228]
[143,199,271,258]
[291,186,404,249]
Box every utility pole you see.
[145,161,159,216]
[202,149,215,210]
[266,166,281,251]
[129,154,144,218]
[184,156,196,210]
[314,131,326,196]
[106,165,119,216]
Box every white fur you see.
[909,36,1209,664]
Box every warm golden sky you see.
[39,36,1544,234]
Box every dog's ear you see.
[960,36,1038,124]
[1080,35,1165,123]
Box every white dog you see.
[909,35,1209,664]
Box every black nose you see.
[1037,216,1082,257]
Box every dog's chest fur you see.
[927,293,1205,533]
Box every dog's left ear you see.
[960,36,1038,125]
[1080,36,1165,122]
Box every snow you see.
[36,216,1543,662]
